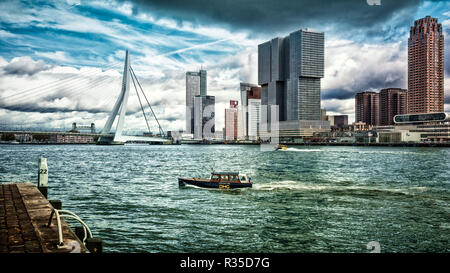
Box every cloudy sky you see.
[0,0,449,133]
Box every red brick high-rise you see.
[408,16,444,113]
[355,91,380,126]
[224,100,239,140]
[380,88,408,126]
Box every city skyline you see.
[0,0,449,133]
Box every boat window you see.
[230,175,239,181]
[211,175,220,180]
[221,175,229,181]
[240,176,247,181]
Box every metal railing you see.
[47,208,93,248]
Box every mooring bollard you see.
[86,238,103,254]
[38,157,48,198]
[49,200,62,210]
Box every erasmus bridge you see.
[0,50,168,144]
[97,50,167,144]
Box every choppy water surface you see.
[1,144,449,253]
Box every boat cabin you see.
[209,172,251,183]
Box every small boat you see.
[178,172,252,189]
[277,144,288,150]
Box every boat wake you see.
[281,148,322,152]
[252,180,427,196]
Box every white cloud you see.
[35,51,74,63]
[2,56,52,76]
[321,98,355,123]
[323,39,407,95]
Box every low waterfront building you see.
[378,131,421,143]
[260,120,330,143]
[375,112,450,142]
[51,133,95,143]
[352,121,373,131]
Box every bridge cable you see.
[1,75,118,114]
[1,61,122,101]
[129,66,165,137]
[129,68,152,134]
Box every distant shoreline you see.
[1,142,449,147]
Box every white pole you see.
[38,157,48,198]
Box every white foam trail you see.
[252,180,427,195]
[282,148,322,152]
[252,180,328,191]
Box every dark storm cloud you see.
[322,72,406,100]
[322,89,356,100]
[127,0,421,37]
[0,101,109,114]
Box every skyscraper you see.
[355,91,380,126]
[258,29,324,123]
[225,100,238,140]
[379,88,408,126]
[408,16,444,114]
[239,83,262,139]
[193,95,215,139]
[247,98,261,140]
[186,70,207,134]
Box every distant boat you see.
[178,172,252,189]
[277,144,288,150]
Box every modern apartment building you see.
[355,91,380,126]
[379,88,408,126]
[408,16,444,113]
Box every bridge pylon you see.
[97,50,131,145]
[97,50,168,145]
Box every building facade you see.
[258,29,325,123]
[408,16,444,114]
[376,112,450,142]
[258,29,327,141]
[186,70,207,134]
[239,83,262,140]
[379,88,408,126]
[247,99,262,140]
[327,115,349,128]
[193,95,215,139]
[225,100,238,140]
[355,91,380,126]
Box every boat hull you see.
[178,178,252,189]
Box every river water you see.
[0,144,449,253]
